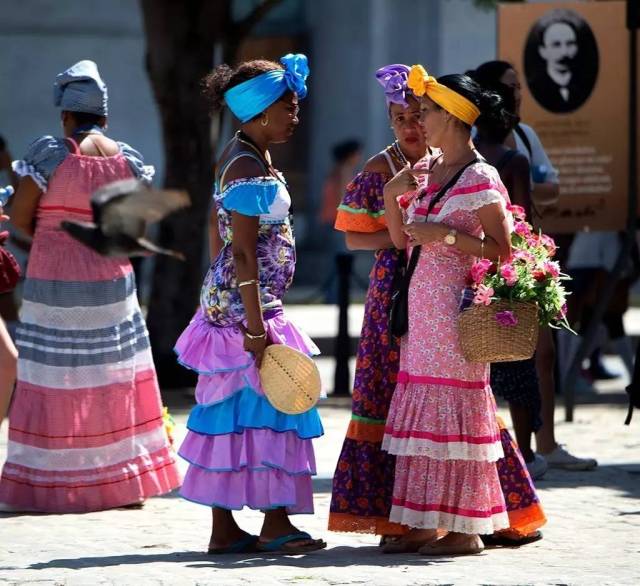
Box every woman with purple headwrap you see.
[328,64,430,539]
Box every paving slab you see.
[1,390,639,585]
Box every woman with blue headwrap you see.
[0,60,181,513]
[174,55,326,554]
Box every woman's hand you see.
[383,165,429,199]
[403,222,446,246]
[0,204,8,224]
[239,323,269,368]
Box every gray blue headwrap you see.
[53,60,108,116]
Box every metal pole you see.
[333,253,352,396]
[563,1,638,421]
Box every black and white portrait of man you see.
[524,9,599,114]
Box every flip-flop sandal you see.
[207,534,259,555]
[481,530,543,548]
[256,531,326,554]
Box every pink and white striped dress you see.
[0,135,181,512]
[383,161,513,534]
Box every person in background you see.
[471,60,596,472]
[472,77,546,480]
[320,139,363,303]
[565,232,638,389]
[0,60,180,512]
[0,136,20,338]
[0,199,18,423]
[0,136,18,187]
[321,139,363,228]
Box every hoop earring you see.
[261,115,269,127]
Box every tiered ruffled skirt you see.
[175,309,323,513]
[383,372,510,534]
[0,250,180,513]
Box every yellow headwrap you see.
[407,65,480,126]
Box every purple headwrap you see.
[375,64,412,108]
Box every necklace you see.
[235,131,272,169]
[391,140,409,167]
[233,131,285,186]
[433,149,478,186]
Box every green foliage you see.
[472,0,525,12]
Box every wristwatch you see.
[444,229,458,246]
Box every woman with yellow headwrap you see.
[381,68,516,556]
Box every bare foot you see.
[419,532,483,556]
[209,507,250,551]
[382,528,439,553]
[259,508,325,552]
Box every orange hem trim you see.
[506,503,547,536]
[328,512,408,536]
[345,419,386,443]
[334,210,387,233]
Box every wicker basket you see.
[259,344,321,415]
[458,300,539,363]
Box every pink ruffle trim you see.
[384,381,502,461]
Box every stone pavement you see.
[1,383,639,586]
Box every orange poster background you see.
[498,1,629,233]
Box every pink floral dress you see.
[383,161,514,534]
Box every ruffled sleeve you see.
[11,135,68,191]
[334,171,390,233]
[221,177,279,216]
[117,142,155,184]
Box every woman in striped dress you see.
[0,60,180,513]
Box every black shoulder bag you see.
[388,157,479,337]
[514,124,533,159]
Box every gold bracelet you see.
[238,279,259,288]
[480,237,485,259]
[244,329,267,340]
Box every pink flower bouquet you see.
[466,204,572,330]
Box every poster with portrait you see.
[498,1,629,233]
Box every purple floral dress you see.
[201,176,296,326]
[329,166,408,535]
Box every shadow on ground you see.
[532,463,640,502]
[0,546,459,573]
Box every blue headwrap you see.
[224,53,309,123]
[53,60,108,116]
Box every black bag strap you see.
[404,156,481,284]
[495,149,518,173]
[514,124,533,159]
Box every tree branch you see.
[472,0,523,11]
